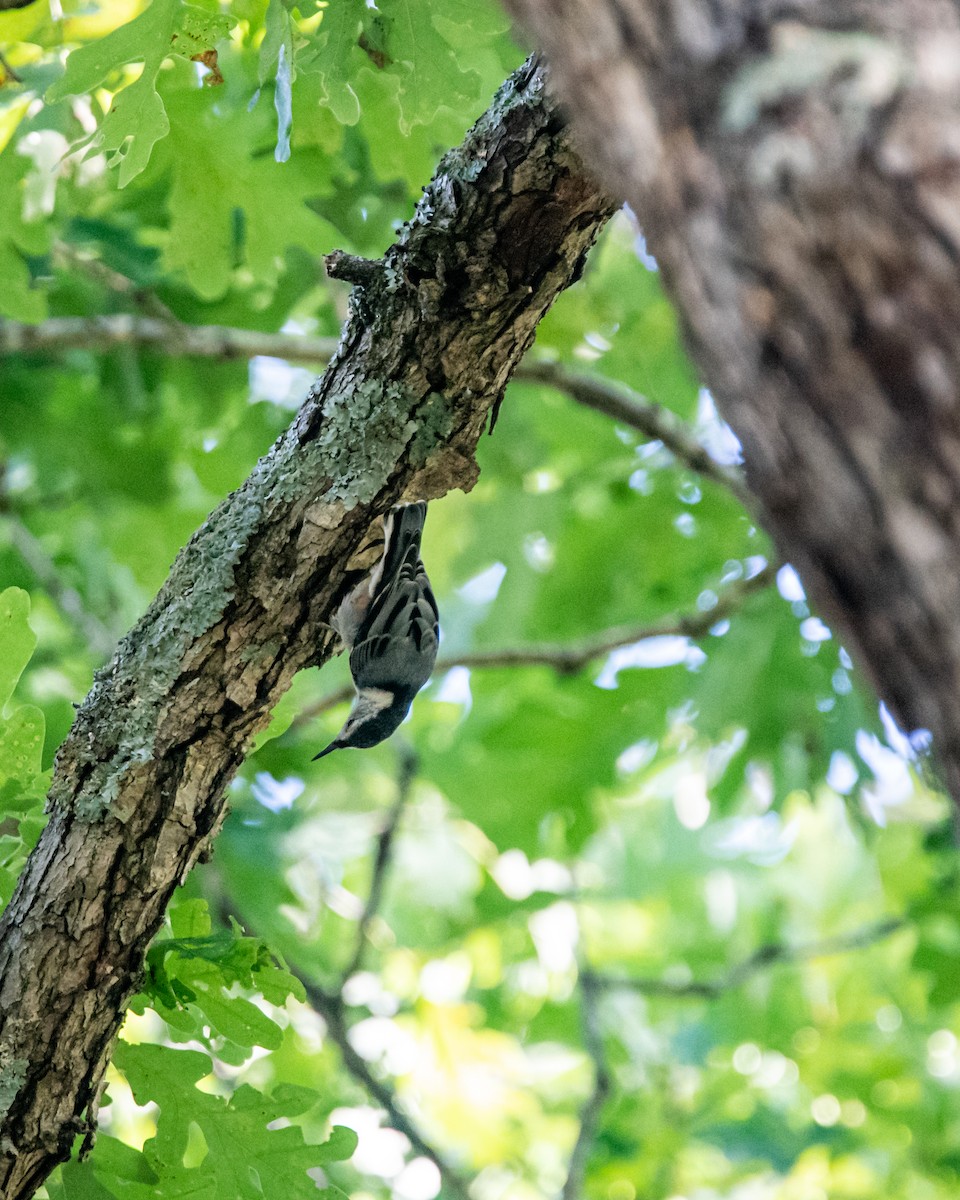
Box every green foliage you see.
[134,898,306,1055]
[60,1043,356,1199]
[2,5,958,1200]
[0,145,51,321]
[0,587,48,908]
[46,897,351,1198]
[301,0,515,132]
[46,0,236,187]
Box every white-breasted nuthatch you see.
[314,501,439,758]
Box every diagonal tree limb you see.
[590,915,908,1000]
[342,746,418,984]
[518,360,751,508]
[0,57,617,1200]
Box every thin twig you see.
[518,360,752,508]
[0,314,340,364]
[324,251,383,288]
[301,982,473,1200]
[0,314,750,505]
[213,886,472,1200]
[562,967,611,1200]
[291,563,777,727]
[342,745,418,983]
[214,827,470,1198]
[52,243,181,324]
[1,513,116,657]
[592,915,908,999]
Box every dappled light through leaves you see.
[0,4,956,1200]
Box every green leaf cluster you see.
[0,587,48,908]
[2,4,958,1200]
[46,0,237,187]
[135,898,306,1056]
[52,1042,356,1199]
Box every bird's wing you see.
[349,552,438,691]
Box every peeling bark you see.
[504,1,960,799]
[0,58,616,1200]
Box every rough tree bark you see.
[0,59,616,1200]
[505,0,960,800]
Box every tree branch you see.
[324,251,383,288]
[298,981,472,1200]
[591,916,908,1000]
[561,966,610,1200]
[291,563,776,726]
[0,58,617,1200]
[342,746,417,984]
[0,313,341,365]
[0,336,748,505]
[519,360,751,508]
[213,882,473,1200]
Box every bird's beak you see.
[312,742,340,761]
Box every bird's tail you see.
[379,501,427,583]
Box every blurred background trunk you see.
[507,0,960,805]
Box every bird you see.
[314,502,439,758]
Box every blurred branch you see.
[53,242,180,324]
[300,982,472,1200]
[0,315,340,364]
[519,360,751,508]
[0,314,749,505]
[0,505,116,657]
[292,563,777,726]
[212,751,466,1197]
[342,746,417,983]
[214,881,471,1200]
[592,915,908,1000]
[562,967,611,1200]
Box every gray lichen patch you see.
[722,26,906,134]
[281,378,421,510]
[409,392,456,465]
[53,492,266,822]
[53,372,424,824]
[0,1050,27,1123]
[172,497,266,640]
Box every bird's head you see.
[313,687,413,758]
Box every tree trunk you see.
[505,0,960,799]
[0,58,615,1200]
